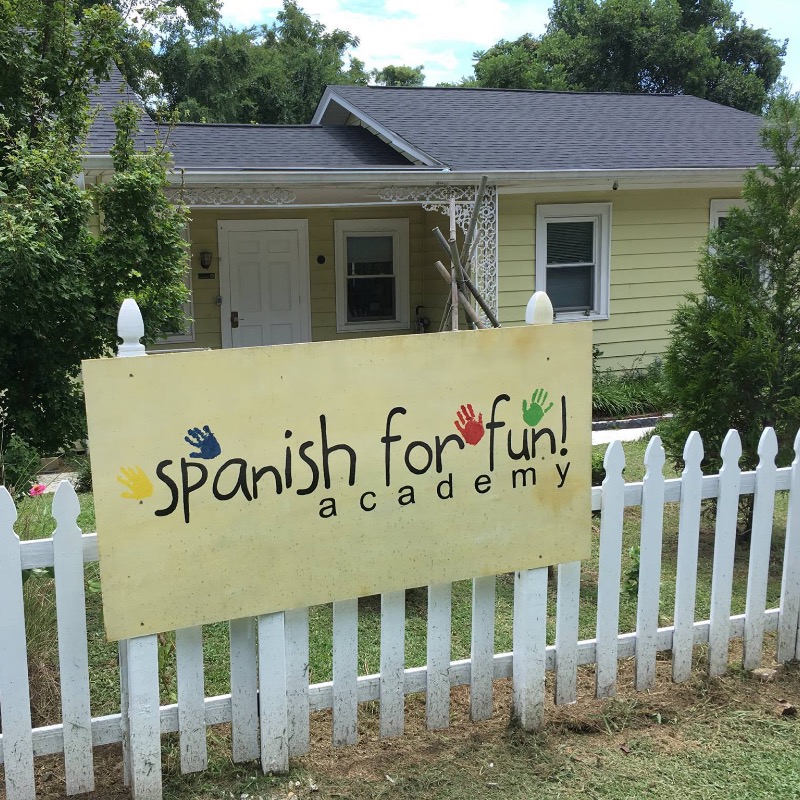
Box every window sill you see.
[553,311,609,323]
[336,319,410,333]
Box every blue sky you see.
[218,0,799,92]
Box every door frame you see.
[217,218,311,348]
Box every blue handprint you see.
[185,425,222,459]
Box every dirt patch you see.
[4,656,799,800]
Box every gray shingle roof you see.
[165,123,415,170]
[87,67,415,170]
[87,72,769,173]
[87,66,158,154]
[318,85,770,172]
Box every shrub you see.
[0,434,42,498]
[593,358,666,419]
[591,448,605,485]
[72,455,93,493]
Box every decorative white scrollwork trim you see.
[378,184,499,323]
[169,186,297,207]
[378,185,479,205]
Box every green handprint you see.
[522,388,554,427]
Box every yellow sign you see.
[83,324,592,640]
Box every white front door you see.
[218,220,310,348]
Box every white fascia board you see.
[83,154,114,171]
[310,90,441,168]
[494,167,749,192]
[310,86,340,125]
[167,169,451,186]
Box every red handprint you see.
[454,403,485,445]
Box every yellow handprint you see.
[117,466,154,500]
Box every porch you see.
[156,182,499,351]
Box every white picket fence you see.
[2,426,800,799]
[1,298,799,800]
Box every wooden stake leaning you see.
[433,261,485,329]
[459,175,488,267]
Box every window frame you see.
[710,198,747,230]
[334,218,410,333]
[535,203,612,321]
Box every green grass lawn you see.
[12,434,797,799]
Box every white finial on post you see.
[525,291,554,326]
[117,298,146,358]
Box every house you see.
[84,73,767,368]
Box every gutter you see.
[152,166,749,189]
[82,155,751,190]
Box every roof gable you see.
[314,85,769,173]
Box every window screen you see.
[546,220,595,312]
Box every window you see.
[334,219,409,332]
[710,198,747,230]
[536,203,611,320]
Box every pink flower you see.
[29,483,47,497]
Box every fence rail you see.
[2,425,800,800]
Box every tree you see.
[473,34,569,90]
[78,0,222,101]
[156,1,370,124]
[371,64,425,87]
[660,95,800,477]
[472,0,786,113]
[94,104,190,342]
[0,2,189,454]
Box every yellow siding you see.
[498,188,742,371]
[184,206,428,350]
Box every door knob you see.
[231,310,239,328]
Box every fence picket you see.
[425,583,452,730]
[555,561,581,705]
[175,627,207,773]
[635,437,666,691]
[258,612,289,773]
[52,482,95,794]
[708,431,742,676]
[332,599,359,745]
[126,635,162,799]
[797,603,800,662]
[229,617,259,762]
[115,297,159,798]
[0,487,35,800]
[672,432,704,683]
[512,568,548,730]
[118,640,132,786]
[595,441,626,698]
[380,591,405,738]
[470,576,496,721]
[284,607,310,757]
[778,432,800,662]
[743,428,778,670]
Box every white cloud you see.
[218,0,551,85]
